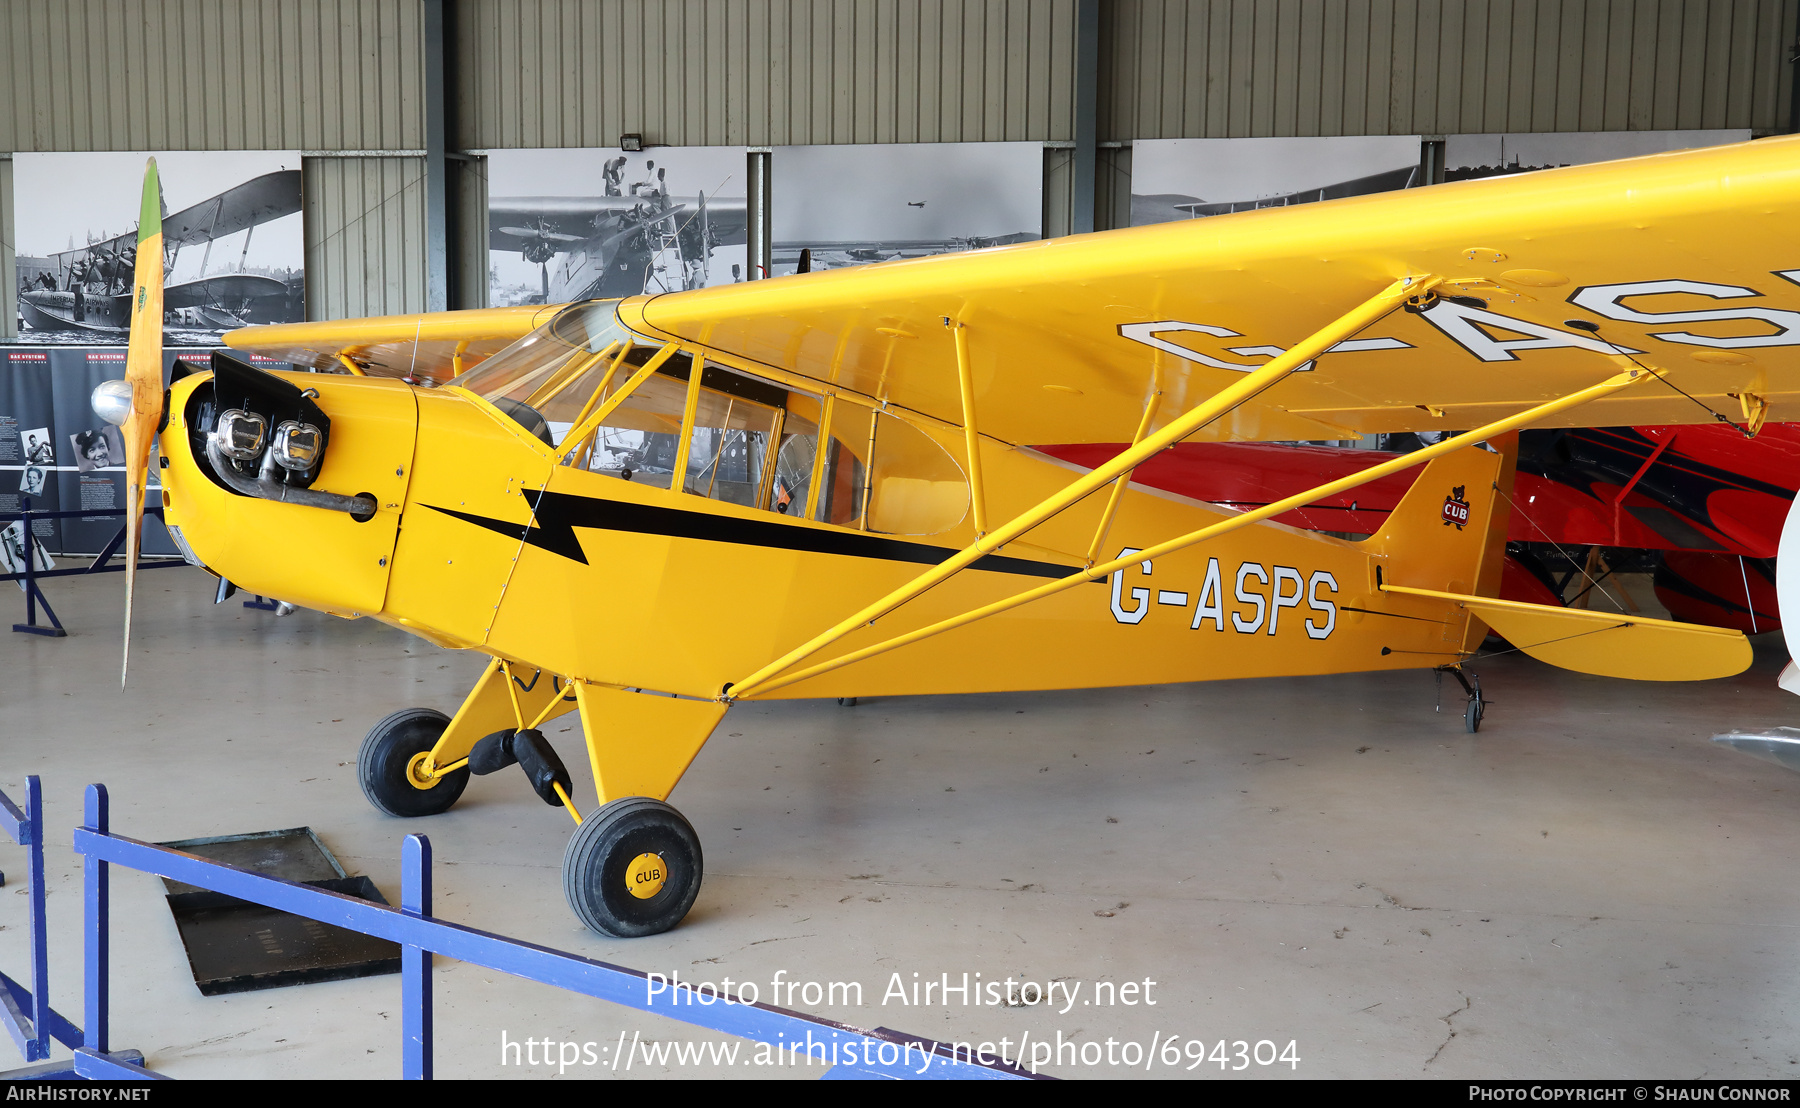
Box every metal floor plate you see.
[157,828,401,996]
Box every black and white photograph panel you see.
[20,426,53,466]
[69,425,122,474]
[1130,136,1426,225]
[0,518,54,586]
[11,150,304,345]
[487,147,749,306]
[18,465,46,497]
[1445,129,1753,181]
[771,142,1041,274]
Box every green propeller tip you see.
[138,157,162,242]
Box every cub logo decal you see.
[1442,486,1470,530]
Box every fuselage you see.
[161,311,1497,702]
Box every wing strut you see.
[949,321,990,538]
[723,273,1444,702]
[1084,365,1163,568]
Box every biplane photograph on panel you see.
[12,151,303,344]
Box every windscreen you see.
[454,300,631,444]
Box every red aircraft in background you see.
[1041,423,1800,634]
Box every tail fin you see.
[1367,433,1517,653]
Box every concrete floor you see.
[2,565,1798,1080]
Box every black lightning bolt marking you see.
[425,489,1089,581]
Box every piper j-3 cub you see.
[102,139,1800,938]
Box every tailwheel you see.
[1465,689,1485,734]
[358,708,468,817]
[1434,665,1488,735]
[562,797,703,938]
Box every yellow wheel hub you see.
[405,751,441,790]
[625,852,667,899]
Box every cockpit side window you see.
[811,402,969,535]
[559,346,695,488]
[681,364,820,516]
[543,332,969,535]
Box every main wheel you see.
[562,798,703,938]
[1465,692,1485,734]
[358,708,468,817]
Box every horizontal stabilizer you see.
[1381,583,1750,682]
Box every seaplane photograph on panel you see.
[12,150,302,345]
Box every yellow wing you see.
[627,135,1800,446]
[225,305,550,383]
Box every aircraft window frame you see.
[674,361,825,516]
[803,394,835,520]
[523,339,625,413]
[546,320,972,535]
[555,342,684,470]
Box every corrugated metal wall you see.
[1,0,1796,333]
[0,0,432,327]
[454,0,1080,148]
[448,154,489,309]
[0,0,424,152]
[303,157,430,321]
[1105,0,1797,139]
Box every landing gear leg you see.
[560,683,728,937]
[1435,665,1486,734]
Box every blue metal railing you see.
[48,783,1032,1081]
[0,778,82,1062]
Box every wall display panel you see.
[1445,130,1754,181]
[0,346,285,557]
[771,142,1041,275]
[486,148,749,308]
[1129,136,1425,226]
[12,152,304,346]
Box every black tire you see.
[562,798,703,938]
[1465,693,1484,734]
[358,708,467,817]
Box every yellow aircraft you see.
[104,137,1800,938]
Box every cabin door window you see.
[680,364,821,516]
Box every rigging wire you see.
[1564,319,1751,436]
[1492,481,1627,612]
[1468,620,1634,662]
